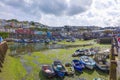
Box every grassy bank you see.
[0,52,26,80]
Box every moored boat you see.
[94,54,110,71]
[80,56,96,69]
[41,65,55,78]
[52,60,66,77]
[72,49,84,57]
[72,59,84,72]
[64,63,75,75]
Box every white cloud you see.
[0,0,119,27]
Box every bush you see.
[0,32,9,39]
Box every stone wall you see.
[0,41,8,72]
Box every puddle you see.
[20,59,32,74]
[32,60,41,66]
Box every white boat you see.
[80,56,96,69]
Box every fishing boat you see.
[72,59,85,72]
[64,63,75,75]
[94,54,110,71]
[41,65,55,78]
[80,56,96,69]
[52,60,66,77]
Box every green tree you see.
[0,32,9,39]
[7,19,19,23]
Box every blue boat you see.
[72,59,85,72]
[52,60,66,77]
[80,56,96,69]
[14,39,25,43]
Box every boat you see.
[93,78,104,80]
[66,39,71,42]
[41,65,55,78]
[72,59,85,72]
[52,41,57,44]
[52,60,66,77]
[64,63,75,75]
[77,78,86,80]
[80,56,96,69]
[45,39,50,44]
[14,39,25,43]
[31,39,40,43]
[90,48,96,55]
[72,49,84,57]
[94,54,110,71]
[84,49,92,56]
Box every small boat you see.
[72,49,84,57]
[64,63,75,75]
[52,41,57,44]
[40,39,45,43]
[66,39,71,42]
[77,78,86,80]
[52,60,66,77]
[94,54,110,71]
[80,56,96,69]
[90,48,96,55]
[41,65,55,78]
[45,39,50,44]
[93,78,104,80]
[14,39,25,43]
[84,49,92,56]
[72,59,85,72]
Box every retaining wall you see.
[0,41,8,72]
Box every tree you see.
[7,19,19,23]
[0,32,9,39]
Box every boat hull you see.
[85,65,94,69]
[95,63,109,71]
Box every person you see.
[0,36,3,43]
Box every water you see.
[8,43,65,56]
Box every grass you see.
[0,51,26,80]
[57,39,94,45]
[0,40,111,80]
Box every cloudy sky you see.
[0,0,120,27]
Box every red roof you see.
[15,29,34,34]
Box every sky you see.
[0,0,120,27]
